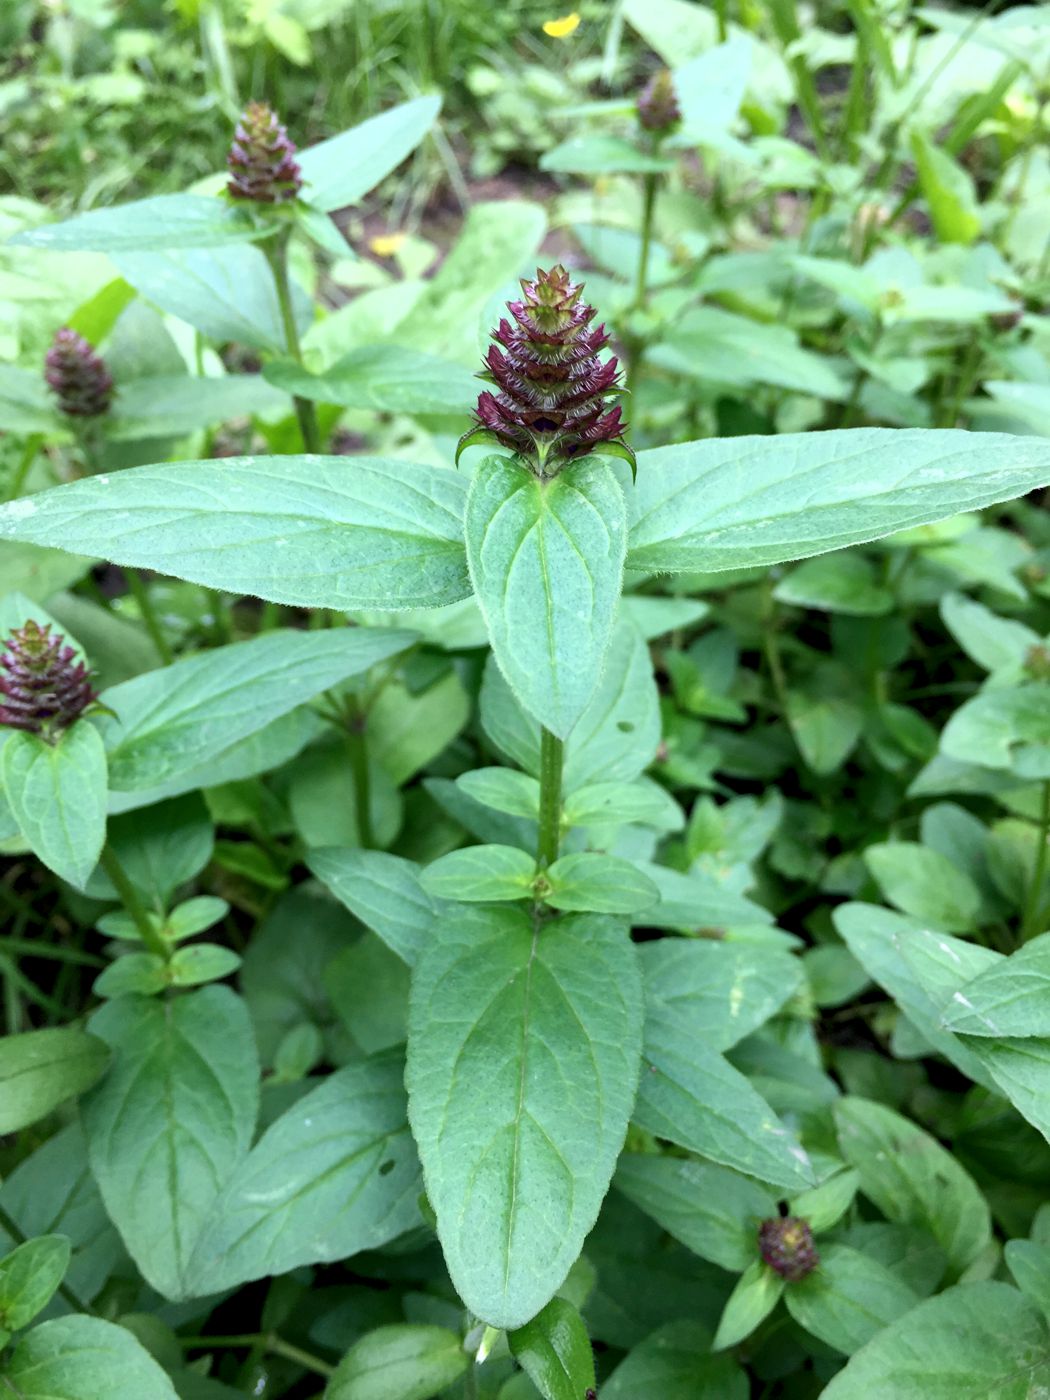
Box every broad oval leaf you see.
[0,1028,110,1134]
[603,1320,747,1400]
[545,852,659,914]
[298,95,442,212]
[307,848,448,967]
[466,454,627,739]
[941,933,1050,1038]
[80,986,259,1300]
[419,844,537,903]
[783,1243,918,1356]
[2,724,107,889]
[0,458,470,610]
[406,906,644,1328]
[190,1052,422,1293]
[2,1315,179,1399]
[821,1280,1050,1399]
[627,430,1050,575]
[96,626,415,791]
[8,193,274,252]
[325,1323,467,1400]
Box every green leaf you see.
[950,1035,1050,1145]
[114,245,310,353]
[406,907,643,1328]
[298,95,441,212]
[911,131,981,245]
[8,193,274,251]
[456,768,542,820]
[712,1261,784,1350]
[864,842,981,934]
[0,457,471,611]
[784,1243,918,1356]
[307,848,445,967]
[942,684,1050,774]
[833,903,998,1087]
[325,933,410,1054]
[466,455,627,739]
[94,952,168,999]
[821,1280,1050,1399]
[775,552,894,616]
[264,346,478,415]
[540,134,674,175]
[940,591,1039,673]
[324,1323,467,1400]
[480,618,659,790]
[97,626,414,791]
[109,374,290,441]
[640,939,802,1051]
[627,430,1050,575]
[544,853,659,914]
[189,1053,421,1293]
[614,1153,775,1271]
[169,944,240,987]
[603,1320,747,1400]
[80,987,259,1300]
[941,933,1050,1037]
[2,725,107,889]
[562,779,680,829]
[0,1236,71,1332]
[419,845,536,902]
[833,1097,990,1277]
[650,307,846,401]
[1006,1240,1050,1323]
[634,1037,815,1191]
[633,862,776,930]
[1,1315,179,1399]
[508,1297,596,1400]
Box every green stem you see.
[264,234,322,454]
[99,846,169,961]
[180,1333,335,1379]
[1023,781,1050,940]
[124,569,173,666]
[938,335,983,428]
[634,171,658,312]
[0,1200,92,1314]
[4,433,43,502]
[345,713,374,850]
[537,727,564,871]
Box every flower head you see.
[0,619,97,741]
[637,69,681,134]
[543,12,580,37]
[44,329,114,419]
[227,101,302,205]
[758,1215,819,1282]
[458,264,633,477]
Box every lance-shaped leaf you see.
[2,1315,179,1400]
[627,430,1050,575]
[0,1028,110,1134]
[264,346,478,416]
[466,454,627,739]
[80,986,259,1300]
[8,193,275,252]
[406,907,643,1329]
[0,458,470,610]
[297,95,441,212]
[95,626,415,791]
[190,1052,422,1293]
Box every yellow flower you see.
[543,12,580,38]
[369,232,406,258]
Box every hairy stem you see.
[634,171,658,312]
[537,727,564,870]
[1023,781,1050,941]
[124,569,173,666]
[99,845,169,961]
[345,712,374,850]
[263,234,322,454]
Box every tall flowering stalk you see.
[457,265,633,478]
[0,619,97,741]
[226,101,320,453]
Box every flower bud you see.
[637,69,681,133]
[0,619,97,740]
[458,264,632,476]
[227,101,302,205]
[758,1215,819,1281]
[44,328,114,419]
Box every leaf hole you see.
[379,1159,395,1176]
